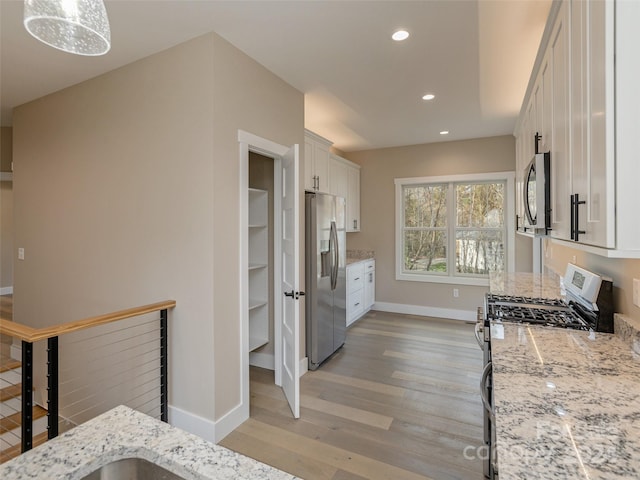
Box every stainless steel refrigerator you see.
[305,192,346,370]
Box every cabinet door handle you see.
[354,277,360,281]
[355,302,360,307]
[353,219,357,230]
[570,194,586,241]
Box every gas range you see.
[484,294,591,330]
[477,265,614,480]
[484,264,614,333]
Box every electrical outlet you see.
[453,288,459,298]
[633,279,640,308]
[18,247,24,260]
[571,255,577,264]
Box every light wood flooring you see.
[220,310,484,480]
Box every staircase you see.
[0,353,48,464]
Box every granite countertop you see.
[489,271,564,299]
[0,406,297,480]
[491,314,640,479]
[346,249,374,266]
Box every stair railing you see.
[0,300,175,456]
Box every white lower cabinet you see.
[363,260,375,310]
[346,259,375,327]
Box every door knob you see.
[284,290,306,300]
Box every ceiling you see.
[0,0,551,152]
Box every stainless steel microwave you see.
[523,152,550,230]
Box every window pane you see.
[455,231,504,274]
[456,183,504,227]
[404,185,447,228]
[404,230,447,273]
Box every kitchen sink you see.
[80,457,187,480]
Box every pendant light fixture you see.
[23,0,111,56]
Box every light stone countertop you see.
[346,249,374,266]
[491,313,640,479]
[0,406,297,480]
[489,271,564,299]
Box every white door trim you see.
[237,130,290,429]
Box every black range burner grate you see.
[487,304,589,330]
[485,294,593,330]
[486,294,567,307]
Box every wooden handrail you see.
[0,300,176,343]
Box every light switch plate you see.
[18,247,24,260]
[633,279,640,308]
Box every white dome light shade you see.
[24,0,111,56]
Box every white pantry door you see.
[280,144,300,418]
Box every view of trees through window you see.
[402,181,505,276]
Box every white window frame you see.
[395,171,515,286]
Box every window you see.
[395,172,515,286]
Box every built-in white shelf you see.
[248,188,269,353]
[249,263,268,271]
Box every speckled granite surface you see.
[0,406,297,480]
[346,249,374,265]
[491,318,640,479]
[489,271,563,299]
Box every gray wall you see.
[345,135,528,314]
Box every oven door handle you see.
[480,361,495,422]
[474,322,484,350]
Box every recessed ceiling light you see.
[392,30,410,41]
[422,94,435,101]
[440,131,449,135]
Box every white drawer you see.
[347,263,365,293]
[347,288,365,326]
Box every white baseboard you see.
[249,351,274,370]
[168,405,218,444]
[0,286,13,295]
[169,358,310,446]
[373,302,475,322]
[213,402,248,443]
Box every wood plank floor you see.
[220,310,484,480]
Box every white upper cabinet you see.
[346,165,360,232]
[328,154,348,197]
[568,0,615,248]
[328,153,361,233]
[549,1,571,241]
[304,130,331,193]
[306,129,362,233]
[515,0,640,257]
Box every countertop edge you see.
[0,406,297,480]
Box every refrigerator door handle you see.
[330,221,338,290]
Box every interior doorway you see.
[238,130,301,428]
[247,152,276,369]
